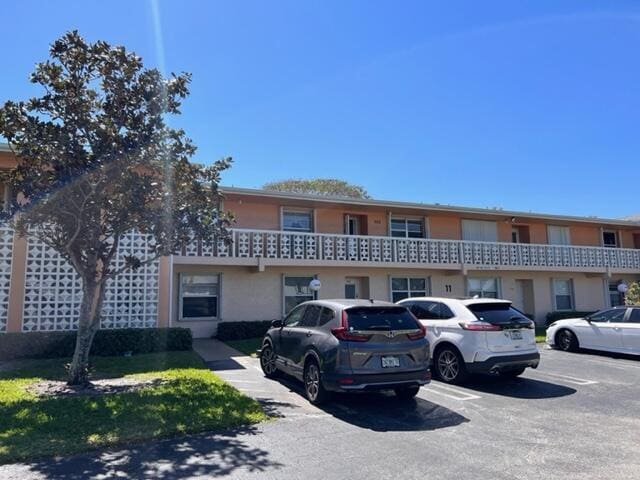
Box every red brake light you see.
[407,314,427,340]
[331,310,369,342]
[459,322,501,331]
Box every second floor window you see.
[390,218,423,238]
[462,220,498,242]
[282,209,313,232]
[547,225,571,245]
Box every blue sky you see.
[1,1,639,219]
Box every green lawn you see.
[0,351,267,464]
[225,337,263,357]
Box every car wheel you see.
[556,329,579,352]
[394,385,420,400]
[260,342,280,378]
[435,346,469,385]
[499,367,526,379]
[304,360,329,405]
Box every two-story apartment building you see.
[173,187,640,337]
[1,143,639,338]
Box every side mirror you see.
[271,319,284,328]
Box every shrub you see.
[216,321,273,341]
[625,282,640,305]
[0,328,192,361]
[545,311,596,326]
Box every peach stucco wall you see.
[225,199,280,230]
[428,216,462,240]
[223,194,640,248]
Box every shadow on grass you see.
[22,425,283,479]
[0,374,266,466]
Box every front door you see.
[345,215,361,235]
[345,278,360,299]
[513,279,535,318]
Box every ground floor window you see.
[467,277,500,298]
[391,277,429,302]
[552,278,574,310]
[283,276,314,314]
[608,282,624,307]
[179,274,219,320]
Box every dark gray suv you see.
[259,299,431,404]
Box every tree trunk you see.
[67,279,107,385]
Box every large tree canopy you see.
[0,31,232,384]
[263,178,370,199]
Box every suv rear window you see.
[466,303,529,325]
[346,306,419,331]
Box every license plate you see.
[509,330,523,340]
[381,356,401,368]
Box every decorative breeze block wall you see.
[0,226,13,332]
[23,231,159,331]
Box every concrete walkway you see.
[193,338,324,419]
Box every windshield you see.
[466,303,530,325]
[346,307,419,331]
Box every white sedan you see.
[546,306,640,355]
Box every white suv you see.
[396,297,540,384]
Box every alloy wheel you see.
[305,363,320,401]
[260,345,276,375]
[438,350,459,382]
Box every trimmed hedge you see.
[545,311,596,326]
[216,321,272,341]
[0,328,192,361]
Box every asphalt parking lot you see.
[2,346,639,480]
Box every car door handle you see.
[614,327,622,331]
[306,331,313,337]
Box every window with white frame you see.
[552,278,574,310]
[283,276,314,314]
[467,277,500,298]
[461,219,498,242]
[179,274,219,320]
[547,225,571,245]
[282,209,313,232]
[391,277,429,302]
[390,218,424,238]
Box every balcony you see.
[173,228,640,273]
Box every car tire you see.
[434,346,469,385]
[259,342,280,378]
[556,329,579,352]
[499,367,526,379]
[304,360,329,405]
[394,385,420,400]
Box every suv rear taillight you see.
[407,323,427,340]
[459,322,501,331]
[331,310,370,342]
[407,313,427,340]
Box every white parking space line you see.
[581,357,640,370]
[530,371,598,385]
[425,383,482,401]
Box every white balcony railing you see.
[178,228,640,270]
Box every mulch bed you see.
[26,377,165,398]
